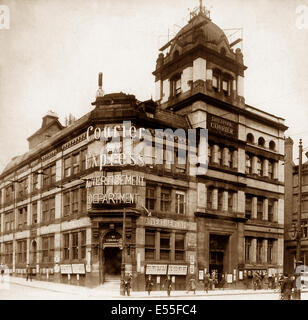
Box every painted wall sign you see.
[88,192,138,205]
[146,264,167,275]
[207,113,238,138]
[144,217,194,230]
[167,265,188,275]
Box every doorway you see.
[30,240,37,266]
[209,234,229,285]
[104,247,122,280]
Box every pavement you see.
[1,275,299,299]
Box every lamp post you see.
[294,139,303,300]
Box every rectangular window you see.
[72,232,79,260]
[175,78,181,95]
[81,230,86,259]
[207,188,213,210]
[42,197,55,223]
[17,240,27,264]
[268,161,274,179]
[257,158,262,176]
[63,234,70,260]
[5,242,13,265]
[257,198,263,220]
[72,153,80,175]
[32,202,37,225]
[145,230,155,260]
[222,80,229,96]
[228,192,234,212]
[246,154,252,174]
[212,75,218,91]
[81,149,87,171]
[18,206,27,230]
[218,190,223,211]
[63,192,71,216]
[64,157,71,178]
[72,189,79,213]
[160,188,171,212]
[268,199,274,222]
[42,235,54,263]
[175,191,185,214]
[146,186,156,211]
[160,232,170,260]
[245,194,252,219]
[175,233,185,260]
[32,173,39,192]
[50,164,56,185]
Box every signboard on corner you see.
[72,264,85,274]
[60,264,72,274]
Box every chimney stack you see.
[96,72,104,98]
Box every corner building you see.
[0,7,287,290]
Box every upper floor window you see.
[146,186,156,211]
[42,196,55,224]
[257,157,263,176]
[245,194,252,219]
[32,202,38,225]
[171,74,181,97]
[212,74,219,92]
[17,206,27,230]
[256,239,262,263]
[64,148,87,178]
[267,239,274,263]
[41,235,54,263]
[222,79,229,96]
[246,154,252,174]
[247,133,254,144]
[257,198,263,220]
[269,140,276,151]
[145,229,155,260]
[268,160,274,179]
[4,211,14,232]
[268,199,274,222]
[43,163,56,188]
[175,191,185,214]
[245,237,252,262]
[160,188,171,212]
[258,137,265,147]
[17,178,28,200]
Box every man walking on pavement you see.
[145,275,154,296]
[165,276,172,296]
[204,273,210,293]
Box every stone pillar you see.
[232,192,238,212]
[55,193,62,219]
[273,161,278,180]
[26,238,30,264]
[0,213,3,233]
[277,238,284,267]
[197,183,207,209]
[155,186,161,212]
[222,148,229,167]
[182,66,193,93]
[170,189,176,213]
[212,145,219,164]
[262,239,268,263]
[27,203,31,226]
[170,232,175,261]
[237,149,246,174]
[223,191,228,211]
[252,156,258,175]
[237,191,245,214]
[155,231,160,261]
[273,200,278,222]
[251,238,257,263]
[263,159,269,177]
[232,150,238,169]
[277,198,284,224]
[263,198,268,221]
[161,79,170,103]
[193,57,206,82]
[212,189,218,210]
[37,200,41,224]
[252,197,257,219]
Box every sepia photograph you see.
[0,0,308,308]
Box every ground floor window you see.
[41,235,54,263]
[62,229,87,261]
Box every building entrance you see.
[209,234,229,286]
[104,247,122,279]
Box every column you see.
[273,161,278,180]
[223,191,228,211]
[252,156,258,175]
[212,145,219,164]
[170,232,175,261]
[212,189,218,210]
[273,239,278,264]
[197,183,207,209]
[155,231,160,261]
[27,203,31,226]
[251,238,257,263]
[37,200,41,224]
[155,186,161,212]
[237,191,245,214]
[263,159,269,177]
[277,238,284,267]
[222,148,229,167]
[26,238,30,265]
[232,192,238,212]
[252,197,257,219]
[232,150,238,169]
[69,233,73,260]
[263,198,268,221]
[273,200,278,222]
[262,239,268,264]
[0,212,4,233]
[170,189,176,213]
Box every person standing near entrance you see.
[204,273,210,293]
[26,264,32,282]
[165,276,172,296]
[146,275,154,295]
[0,263,4,283]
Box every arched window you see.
[258,137,265,147]
[269,140,276,151]
[247,133,254,144]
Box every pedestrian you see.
[220,274,226,290]
[26,264,32,282]
[123,273,132,296]
[204,273,210,293]
[253,273,257,290]
[281,274,293,300]
[145,275,154,296]
[165,276,172,296]
[0,263,4,283]
[187,277,196,294]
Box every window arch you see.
[269,140,276,151]
[258,137,265,147]
[247,133,254,144]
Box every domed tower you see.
[153,3,247,111]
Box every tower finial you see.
[96,72,104,98]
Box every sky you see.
[0,0,307,172]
